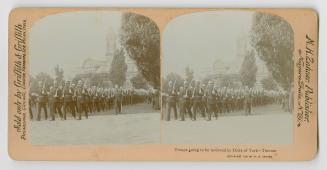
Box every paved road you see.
[30,104,292,145]
[30,103,160,145]
[161,104,293,144]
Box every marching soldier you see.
[129,88,134,105]
[93,86,100,113]
[184,82,193,118]
[153,88,160,110]
[161,92,167,120]
[201,83,208,115]
[229,89,236,113]
[48,85,56,120]
[166,81,178,121]
[178,86,185,121]
[86,85,92,114]
[76,81,88,120]
[223,89,230,114]
[215,86,223,115]
[57,83,64,115]
[37,81,48,121]
[99,88,104,111]
[52,80,63,120]
[108,88,114,110]
[237,90,244,111]
[100,88,106,112]
[192,81,204,120]
[244,87,253,115]
[206,81,217,120]
[71,83,78,115]
[114,85,123,115]
[63,80,75,120]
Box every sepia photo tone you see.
[28,11,161,145]
[162,11,294,144]
[9,8,317,161]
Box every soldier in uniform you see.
[108,88,114,111]
[92,86,99,113]
[37,81,48,121]
[236,90,244,111]
[223,89,230,115]
[63,80,75,120]
[161,92,167,120]
[98,87,103,112]
[184,82,193,118]
[201,83,208,116]
[153,88,160,110]
[71,83,78,116]
[192,81,204,120]
[216,86,223,115]
[53,81,63,120]
[101,88,107,112]
[166,81,178,121]
[206,81,217,120]
[220,87,226,115]
[57,82,64,115]
[114,85,123,115]
[244,86,253,115]
[107,88,113,110]
[76,81,88,120]
[48,85,56,121]
[230,89,236,113]
[178,86,185,121]
[86,85,93,114]
[129,88,134,105]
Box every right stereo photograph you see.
[161,11,294,144]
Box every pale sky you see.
[29,11,122,79]
[163,11,254,79]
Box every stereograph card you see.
[8,8,318,161]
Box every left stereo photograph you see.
[9,9,161,147]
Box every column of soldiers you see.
[29,80,157,121]
[163,80,288,121]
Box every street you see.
[29,103,160,145]
[161,104,293,144]
[30,104,292,145]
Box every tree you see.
[185,66,194,83]
[239,50,257,88]
[54,65,64,83]
[109,48,127,86]
[261,74,278,90]
[120,13,160,88]
[250,12,294,90]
